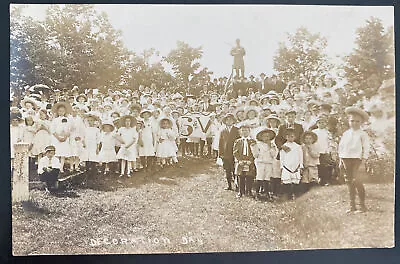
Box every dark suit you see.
[275,122,304,150]
[219,125,240,187]
[233,137,256,195]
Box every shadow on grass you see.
[67,157,217,192]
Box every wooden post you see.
[12,142,30,203]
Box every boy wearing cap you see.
[339,107,370,213]
[38,145,61,193]
[233,124,256,198]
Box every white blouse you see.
[338,128,370,159]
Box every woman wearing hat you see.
[50,101,73,173]
[116,116,139,177]
[338,106,370,213]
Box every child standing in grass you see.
[280,128,303,200]
[116,116,138,178]
[156,118,178,167]
[251,128,278,200]
[81,113,101,177]
[233,124,256,198]
[98,121,124,175]
[301,131,320,192]
[339,107,370,213]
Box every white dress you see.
[138,120,155,156]
[31,119,51,156]
[156,128,177,158]
[116,127,138,161]
[69,116,85,157]
[98,132,118,163]
[280,142,303,184]
[50,116,72,157]
[80,126,100,162]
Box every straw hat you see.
[302,131,318,144]
[266,114,281,124]
[245,106,260,117]
[139,109,152,118]
[101,121,115,131]
[345,106,369,122]
[256,128,276,141]
[21,97,38,109]
[44,145,56,153]
[76,94,87,102]
[51,101,72,115]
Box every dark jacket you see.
[233,138,256,176]
[219,125,240,158]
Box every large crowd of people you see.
[10,73,395,212]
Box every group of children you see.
[10,76,390,212]
[223,105,369,213]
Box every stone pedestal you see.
[12,143,30,203]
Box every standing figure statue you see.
[230,38,246,78]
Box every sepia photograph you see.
[10,4,395,255]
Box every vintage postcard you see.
[10,4,394,255]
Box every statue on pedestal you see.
[230,39,246,78]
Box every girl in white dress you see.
[138,110,156,172]
[116,116,138,177]
[81,113,101,175]
[69,106,86,172]
[156,118,178,166]
[98,121,124,174]
[280,128,304,200]
[31,109,51,159]
[50,102,72,173]
[22,116,36,158]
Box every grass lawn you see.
[12,158,394,255]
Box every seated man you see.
[38,145,61,193]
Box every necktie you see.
[243,138,249,155]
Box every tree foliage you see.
[343,17,394,85]
[164,41,207,90]
[10,7,211,96]
[273,27,332,85]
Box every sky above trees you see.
[19,4,393,78]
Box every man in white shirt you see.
[38,145,61,192]
[339,107,370,213]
